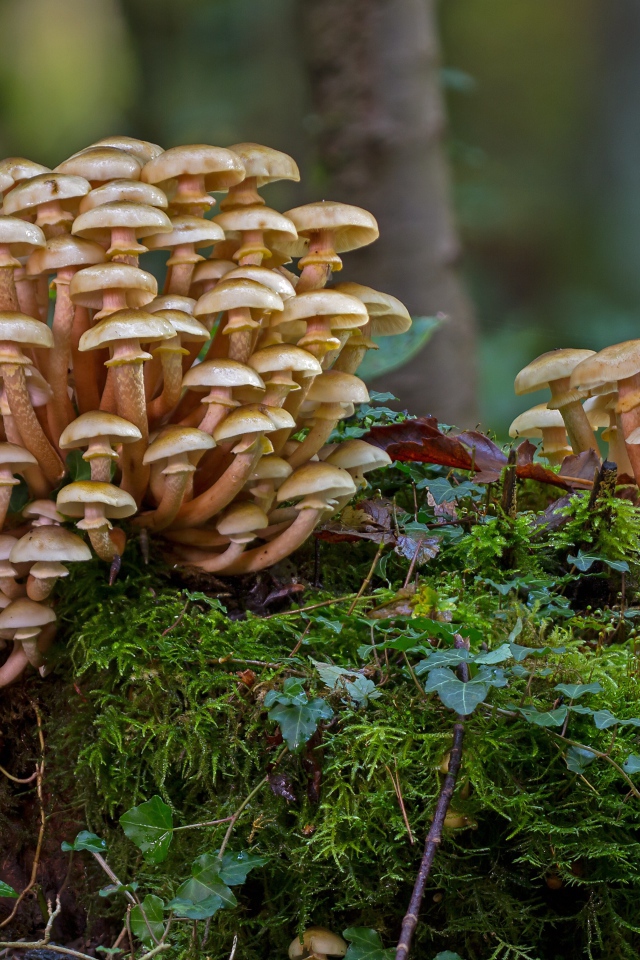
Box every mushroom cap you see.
[249,455,293,481]
[0,535,18,561]
[514,349,596,395]
[23,500,65,523]
[191,259,236,286]
[143,214,224,250]
[325,439,392,471]
[78,179,168,213]
[277,290,368,328]
[277,462,356,503]
[248,344,322,377]
[182,359,265,391]
[151,310,209,342]
[194,278,284,317]
[0,312,53,349]
[0,442,38,471]
[141,144,245,191]
[570,341,640,391]
[277,201,379,257]
[227,143,300,185]
[0,216,45,256]
[70,263,158,311]
[82,136,164,164]
[216,501,269,537]
[222,265,296,299]
[56,481,137,519]
[0,597,56,630]
[10,526,91,564]
[29,561,69,580]
[509,403,566,438]
[213,205,298,244]
[147,295,196,315]
[72,201,172,241]
[3,173,90,217]
[26,234,106,275]
[56,147,143,182]
[333,281,412,336]
[143,427,215,464]
[583,395,611,428]
[246,403,296,430]
[306,371,370,405]
[288,929,347,959]
[0,158,51,196]
[78,309,174,352]
[213,405,276,442]
[60,412,142,449]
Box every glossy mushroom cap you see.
[78,179,168,213]
[26,234,106,275]
[191,259,236,291]
[216,502,269,542]
[276,201,379,258]
[248,455,292,482]
[306,371,370,405]
[141,144,246,193]
[515,349,596,396]
[22,501,65,525]
[72,201,172,243]
[56,147,143,182]
[150,310,209,343]
[10,526,91,564]
[56,481,137,520]
[147,295,196,315]
[0,535,17,561]
[570,341,640,392]
[248,344,322,377]
[213,406,277,443]
[182,359,265,392]
[144,215,224,259]
[78,309,174,354]
[0,597,56,631]
[60,412,142,450]
[324,439,391,472]
[142,427,215,467]
[0,217,45,265]
[0,158,51,197]
[194,278,284,317]
[213,205,298,245]
[222,265,296,299]
[333,281,412,336]
[4,173,90,223]
[277,462,356,508]
[0,312,54,351]
[276,290,368,329]
[509,403,566,438]
[69,263,158,314]
[288,927,348,959]
[0,442,38,475]
[227,143,300,185]
[82,136,164,164]
[583,395,611,429]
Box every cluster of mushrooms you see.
[510,345,640,477]
[0,136,411,688]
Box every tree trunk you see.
[298,0,478,426]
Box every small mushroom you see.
[55,147,143,186]
[141,144,245,217]
[56,481,137,562]
[135,427,215,530]
[0,597,56,685]
[181,359,266,435]
[323,439,392,488]
[22,500,65,526]
[0,216,45,311]
[286,371,369,468]
[189,258,237,298]
[144,308,209,422]
[74,136,164,165]
[69,262,158,320]
[78,178,168,213]
[72,201,172,261]
[3,173,90,238]
[144,215,224,296]
[508,403,572,466]
[332,281,412,374]
[0,534,24,599]
[0,442,38,530]
[223,143,300,210]
[174,501,269,572]
[288,927,347,960]
[213,204,297,266]
[10,521,91,600]
[59,411,142,483]
[194,277,284,363]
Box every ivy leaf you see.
[0,881,18,898]
[517,705,568,727]
[171,853,237,918]
[61,830,107,854]
[99,882,138,898]
[218,850,267,886]
[267,698,333,751]
[623,754,640,774]
[566,746,596,774]
[166,894,224,920]
[311,660,381,707]
[554,682,603,700]
[130,894,165,945]
[343,927,395,959]
[424,668,489,715]
[567,550,629,573]
[474,643,513,665]
[119,795,173,865]
[415,649,469,673]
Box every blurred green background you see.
[0,0,635,436]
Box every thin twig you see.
[403,539,424,590]
[348,541,385,615]
[173,816,234,832]
[91,852,160,946]
[0,763,38,784]
[403,653,428,701]
[229,933,238,960]
[161,600,189,635]
[289,620,312,658]
[263,594,359,618]
[385,763,415,844]
[217,747,287,859]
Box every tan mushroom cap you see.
[223,265,296,299]
[70,263,158,311]
[306,371,369,405]
[56,481,137,519]
[0,535,18,560]
[78,180,168,213]
[243,403,295,430]
[143,214,224,251]
[182,359,265,391]
[79,309,174,353]
[10,526,91,564]
[216,502,270,541]
[141,144,245,191]
[213,405,276,443]
[0,158,51,196]
[60,412,142,449]
[570,341,640,391]
[23,501,65,524]
[147,295,196,315]
[143,427,215,465]
[277,201,379,258]
[277,462,357,505]
[0,442,38,472]
[26,234,106,275]
[288,928,348,959]
[194,277,284,317]
[56,147,143,182]
[3,173,90,218]
[249,344,322,377]
[83,136,164,164]
[227,143,300,185]
[276,290,368,328]
[0,597,56,630]
[0,217,45,260]
[72,201,172,241]
[29,561,69,581]
[325,439,392,471]
[582,395,611,429]
[333,281,412,336]
[213,205,297,243]
[249,455,292,481]
[0,312,53,349]
[514,349,596,395]
[149,310,209,342]
[509,403,566,438]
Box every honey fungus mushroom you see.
[10,526,91,601]
[509,404,572,466]
[0,597,57,686]
[288,927,347,960]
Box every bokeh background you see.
[0,0,636,436]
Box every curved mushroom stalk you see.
[173,501,269,572]
[169,441,264,529]
[46,269,77,444]
[0,640,29,688]
[216,504,324,575]
[2,363,64,485]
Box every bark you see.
[298,0,478,425]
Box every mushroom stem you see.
[296,231,336,293]
[164,261,195,297]
[111,363,149,504]
[15,271,41,320]
[617,374,640,483]
[174,539,246,573]
[0,485,14,532]
[608,413,635,477]
[2,364,64,484]
[0,641,29,688]
[71,306,103,413]
[133,470,191,531]
[0,265,19,311]
[548,378,599,454]
[1,411,49,497]
[169,445,262,529]
[287,419,337,469]
[539,426,571,467]
[26,576,57,602]
[146,349,185,425]
[85,526,121,563]
[205,506,322,574]
[47,271,76,445]
[0,576,25,599]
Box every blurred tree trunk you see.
[298,0,478,425]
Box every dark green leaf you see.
[433,953,465,960]
[267,697,333,752]
[424,668,489,715]
[99,882,138,898]
[343,926,395,960]
[218,850,268,886]
[554,682,603,700]
[119,795,173,865]
[130,895,164,945]
[623,754,640,774]
[166,894,224,920]
[566,746,596,773]
[0,881,18,898]
[61,830,107,854]
[172,853,237,917]
[518,706,568,727]
[567,550,629,573]
[8,479,29,515]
